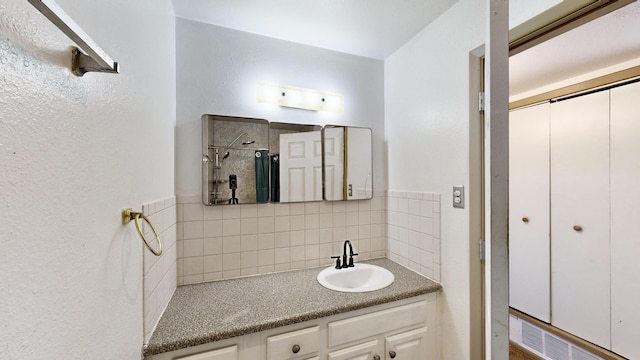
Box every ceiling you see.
[171,0,457,60]
[510,0,640,96]
[172,1,640,94]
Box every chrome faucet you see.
[341,240,358,268]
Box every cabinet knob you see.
[573,225,583,232]
[522,217,529,223]
[373,355,381,360]
[389,350,397,358]
[292,344,300,354]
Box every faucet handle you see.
[331,256,342,269]
[348,252,358,267]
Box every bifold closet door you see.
[550,91,610,349]
[610,81,640,360]
[509,102,550,322]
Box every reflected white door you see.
[279,131,323,202]
[323,127,345,200]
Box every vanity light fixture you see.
[257,82,343,113]
[28,0,119,76]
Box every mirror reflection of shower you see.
[213,132,256,168]
[205,131,257,205]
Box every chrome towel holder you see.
[122,208,162,256]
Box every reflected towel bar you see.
[122,208,162,256]
[28,0,119,76]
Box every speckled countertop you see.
[144,258,441,357]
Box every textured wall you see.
[0,0,175,358]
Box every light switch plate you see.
[453,185,464,209]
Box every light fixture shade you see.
[257,82,343,113]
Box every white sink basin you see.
[317,263,395,292]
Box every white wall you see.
[175,19,385,198]
[385,1,485,359]
[0,0,176,358]
[173,19,387,284]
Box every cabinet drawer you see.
[328,301,427,348]
[267,326,320,359]
[174,345,238,360]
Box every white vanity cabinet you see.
[174,345,238,360]
[327,300,431,360]
[266,326,320,360]
[146,295,436,360]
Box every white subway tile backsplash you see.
[305,214,320,229]
[223,236,241,253]
[142,196,176,344]
[222,219,241,236]
[203,220,223,238]
[222,253,241,271]
[183,203,203,221]
[274,232,290,248]
[240,204,258,218]
[183,221,203,239]
[183,239,203,257]
[274,216,291,232]
[222,206,241,219]
[258,217,275,234]
[174,192,440,286]
[258,233,275,250]
[304,202,320,214]
[241,234,258,252]
[385,191,441,282]
[240,218,258,235]
[203,237,223,256]
[203,205,223,220]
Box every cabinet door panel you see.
[509,103,551,322]
[550,91,610,348]
[267,326,320,359]
[327,340,381,360]
[610,81,640,360]
[174,345,238,360]
[385,327,427,360]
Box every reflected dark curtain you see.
[270,154,280,202]
[254,150,269,203]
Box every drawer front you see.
[174,345,238,360]
[328,301,427,348]
[267,326,320,359]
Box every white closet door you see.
[550,91,610,349]
[610,81,640,360]
[509,102,551,322]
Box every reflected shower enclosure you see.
[202,115,269,205]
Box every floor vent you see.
[510,315,604,360]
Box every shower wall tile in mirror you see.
[176,192,387,285]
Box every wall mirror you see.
[269,122,323,203]
[202,115,269,205]
[202,115,372,205]
[323,126,373,201]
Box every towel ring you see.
[122,208,163,256]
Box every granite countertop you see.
[144,258,442,357]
